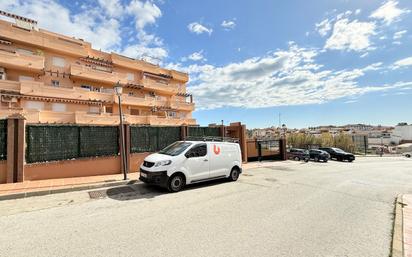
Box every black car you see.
[319,147,355,162]
[287,148,310,162]
[309,149,330,162]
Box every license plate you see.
[140,172,147,178]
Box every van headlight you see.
[154,160,172,167]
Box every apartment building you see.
[0,11,196,126]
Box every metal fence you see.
[0,120,6,161]
[26,125,119,163]
[130,126,181,153]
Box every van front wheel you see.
[168,174,185,192]
[228,167,240,181]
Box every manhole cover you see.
[88,189,107,199]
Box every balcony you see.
[70,63,128,84]
[0,20,88,57]
[148,116,196,126]
[142,79,179,95]
[170,101,195,111]
[115,94,155,107]
[0,80,20,92]
[0,49,45,72]
[19,80,115,103]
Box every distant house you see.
[391,124,412,144]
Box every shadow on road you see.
[101,179,230,201]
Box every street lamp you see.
[114,82,127,180]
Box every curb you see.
[392,194,404,257]
[0,179,140,201]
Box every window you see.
[128,92,134,97]
[81,85,92,91]
[52,56,66,67]
[88,106,100,114]
[51,80,60,87]
[25,101,44,111]
[159,142,193,156]
[105,106,113,113]
[130,109,139,115]
[0,70,5,80]
[168,111,177,118]
[186,143,207,158]
[51,103,66,112]
[127,73,135,81]
[19,76,34,81]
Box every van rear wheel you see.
[168,174,185,192]
[228,167,240,181]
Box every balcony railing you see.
[170,101,195,111]
[18,80,115,103]
[115,94,155,107]
[0,49,45,71]
[70,63,128,84]
[142,79,179,95]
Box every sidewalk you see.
[0,173,139,200]
[393,194,412,257]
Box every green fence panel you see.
[130,126,157,153]
[26,125,79,163]
[0,120,6,161]
[157,127,181,150]
[188,127,220,137]
[130,126,181,153]
[79,126,119,157]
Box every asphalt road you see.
[1,157,412,257]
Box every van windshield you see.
[159,142,192,156]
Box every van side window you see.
[186,144,207,158]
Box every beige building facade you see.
[0,11,196,126]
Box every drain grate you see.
[88,189,107,199]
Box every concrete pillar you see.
[279,138,287,160]
[6,114,25,183]
[180,125,188,140]
[124,124,131,173]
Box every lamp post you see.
[114,82,127,180]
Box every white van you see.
[139,141,242,192]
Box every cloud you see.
[370,0,410,25]
[315,19,332,37]
[126,0,162,30]
[392,57,412,69]
[221,19,236,30]
[182,50,207,62]
[324,18,376,52]
[393,30,407,40]
[98,0,124,18]
[166,43,411,110]
[188,22,213,35]
[121,44,167,64]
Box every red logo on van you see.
[213,145,221,155]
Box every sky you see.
[1,0,412,128]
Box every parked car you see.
[309,149,330,162]
[287,148,310,162]
[139,141,242,192]
[318,147,355,162]
[403,152,412,158]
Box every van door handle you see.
[203,159,208,162]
